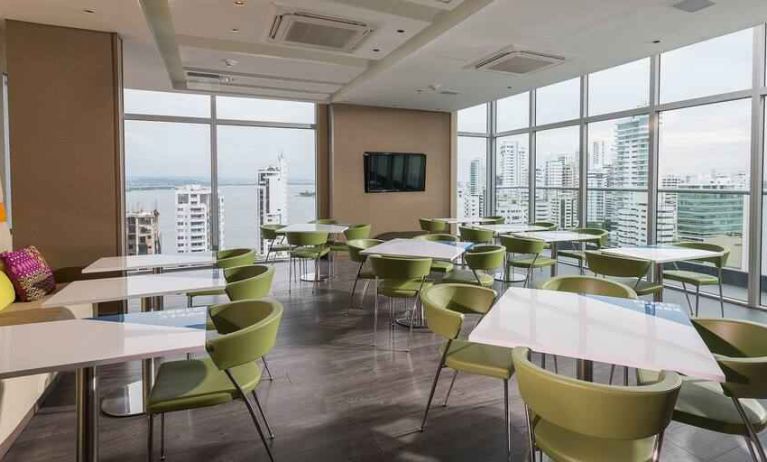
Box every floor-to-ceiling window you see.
[495,93,530,223]
[456,103,490,219]
[124,90,316,257]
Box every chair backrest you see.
[369,255,432,280]
[344,224,371,241]
[347,239,383,263]
[483,216,505,224]
[311,218,337,224]
[418,218,431,231]
[260,224,284,240]
[500,236,546,255]
[286,231,329,247]
[540,275,638,299]
[427,219,448,233]
[464,245,505,272]
[573,227,608,248]
[513,347,681,440]
[584,250,651,279]
[224,265,275,300]
[421,287,465,339]
[420,283,497,317]
[206,299,283,371]
[532,221,556,230]
[459,226,494,244]
[674,241,730,268]
[692,318,767,398]
[216,248,255,268]
[413,233,458,242]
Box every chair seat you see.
[430,261,454,273]
[291,246,330,259]
[610,278,664,296]
[638,369,767,435]
[379,280,432,298]
[148,357,262,415]
[187,288,226,299]
[508,257,557,269]
[558,249,585,261]
[444,340,514,380]
[441,269,494,287]
[662,270,719,286]
[534,419,657,462]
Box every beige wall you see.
[329,104,452,235]
[6,21,123,274]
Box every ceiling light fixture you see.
[234,0,245,5]
[231,28,239,33]
[397,29,405,33]
[652,39,661,44]
[223,58,239,67]
[83,8,95,14]
[372,48,380,52]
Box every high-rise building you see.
[496,140,528,222]
[175,185,225,253]
[590,140,606,169]
[614,201,676,246]
[126,209,161,255]
[466,158,486,216]
[613,117,648,188]
[257,154,289,253]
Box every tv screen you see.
[364,152,426,193]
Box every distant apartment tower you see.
[257,155,289,253]
[176,185,224,253]
[615,202,676,247]
[126,210,161,255]
[458,158,485,218]
[495,140,528,223]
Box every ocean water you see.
[126,183,316,252]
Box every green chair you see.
[500,236,556,287]
[147,299,283,461]
[557,228,608,274]
[260,224,289,263]
[532,221,557,230]
[638,318,767,462]
[187,248,255,307]
[413,234,459,274]
[662,242,729,317]
[419,218,448,234]
[369,255,432,351]
[483,215,505,225]
[419,284,514,458]
[584,250,663,298]
[418,218,432,232]
[458,226,494,245]
[330,224,371,251]
[311,218,337,224]
[513,347,681,462]
[442,245,504,287]
[346,238,383,313]
[286,231,329,293]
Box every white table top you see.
[82,252,216,274]
[470,287,724,382]
[0,310,206,379]
[432,217,495,224]
[602,246,724,264]
[279,224,348,234]
[476,224,549,235]
[514,230,602,243]
[42,269,226,307]
[360,238,469,262]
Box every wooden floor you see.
[5,256,767,462]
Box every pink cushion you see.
[0,246,56,302]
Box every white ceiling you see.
[2,0,767,112]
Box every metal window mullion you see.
[487,102,495,217]
[210,95,220,252]
[748,24,766,307]
[529,90,537,221]
[647,54,661,245]
[579,75,589,227]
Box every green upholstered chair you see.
[442,244,504,287]
[418,218,432,232]
[663,242,729,317]
[413,233,459,274]
[419,218,448,234]
[419,284,514,458]
[584,250,663,298]
[557,228,608,274]
[483,215,505,225]
[369,255,432,351]
[147,299,283,462]
[514,347,681,462]
[638,318,767,462]
[186,248,255,307]
[286,231,329,293]
[346,238,383,313]
[500,236,556,287]
[310,218,338,224]
[532,221,557,230]
[260,224,289,263]
[458,226,494,245]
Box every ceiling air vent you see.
[186,71,232,83]
[474,50,565,75]
[269,11,372,52]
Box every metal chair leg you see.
[695,286,701,317]
[524,404,536,462]
[225,370,274,462]
[420,361,445,431]
[609,364,615,384]
[718,279,725,318]
[652,430,665,462]
[252,390,275,439]
[373,279,379,347]
[348,264,363,315]
[443,370,458,407]
[553,355,558,373]
[680,282,694,315]
[624,366,629,386]
[147,414,154,462]
[744,435,759,462]
[262,357,273,381]
[504,379,511,460]
[160,413,166,460]
[732,397,767,462]
[407,297,416,352]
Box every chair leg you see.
[624,366,629,386]
[262,357,273,381]
[288,256,292,294]
[443,370,458,407]
[373,279,379,347]
[553,355,558,374]
[186,295,193,308]
[348,264,363,315]
[147,414,154,462]
[524,404,536,462]
[695,286,701,317]
[160,413,166,461]
[420,362,445,431]
[252,390,275,439]
[609,364,615,384]
[504,379,511,460]
[652,430,665,462]
[744,435,760,462]
[732,397,767,462]
[680,282,694,316]
[719,280,725,318]
[225,370,274,462]
[407,297,416,352]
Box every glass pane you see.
[535,189,579,228]
[496,134,529,188]
[660,28,753,103]
[125,121,212,255]
[588,58,650,115]
[496,92,529,132]
[588,116,649,188]
[658,99,750,190]
[586,190,648,246]
[217,126,316,254]
[457,104,488,133]
[495,189,529,224]
[536,126,580,188]
[216,96,315,124]
[536,78,580,125]
[456,136,487,219]
[124,89,210,118]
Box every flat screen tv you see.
[364,152,426,193]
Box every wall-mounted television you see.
[364,152,426,193]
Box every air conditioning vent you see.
[187,71,223,80]
[269,11,372,52]
[474,50,565,74]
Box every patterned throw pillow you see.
[0,246,56,302]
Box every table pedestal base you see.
[101,380,145,417]
[300,272,327,282]
[494,271,526,283]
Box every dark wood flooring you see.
[5,257,766,461]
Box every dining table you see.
[513,230,603,276]
[82,252,216,274]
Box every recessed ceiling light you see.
[83,8,95,14]
[372,48,380,52]
[652,39,661,44]
[397,29,405,33]
[223,58,239,67]
[507,86,513,89]
[234,0,245,5]
[231,28,239,33]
